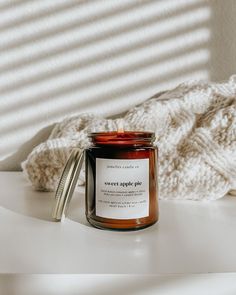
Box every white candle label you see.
[95,158,149,219]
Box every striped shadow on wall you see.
[0,0,211,170]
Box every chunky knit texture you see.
[22,76,236,200]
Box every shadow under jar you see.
[85,131,159,231]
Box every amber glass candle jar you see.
[85,131,158,230]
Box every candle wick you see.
[118,128,124,134]
[117,119,124,134]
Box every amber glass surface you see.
[85,131,159,231]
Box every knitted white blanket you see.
[22,76,236,200]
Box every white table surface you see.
[1,172,236,274]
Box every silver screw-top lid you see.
[52,148,84,221]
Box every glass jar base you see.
[86,216,158,231]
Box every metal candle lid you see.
[52,148,84,221]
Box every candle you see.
[85,131,159,230]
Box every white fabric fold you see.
[22,76,236,200]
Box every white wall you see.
[0,0,235,170]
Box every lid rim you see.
[52,148,84,221]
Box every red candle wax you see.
[85,131,159,230]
